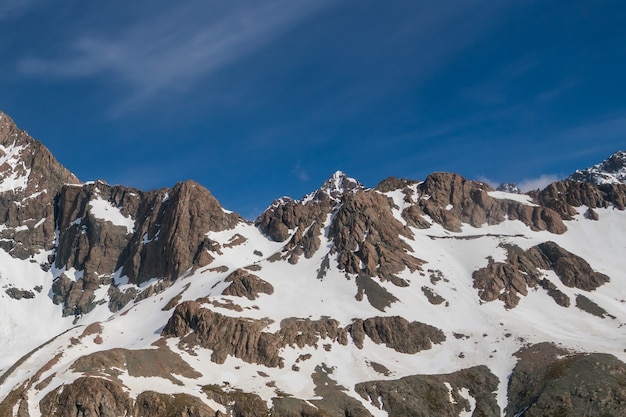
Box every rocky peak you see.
[256,171,364,242]
[0,111,80,195]
[0,110,80,258]
[497,182,521,193]
[302,170,364,204]
[568,150,626,185]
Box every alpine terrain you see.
[0,110,625,417]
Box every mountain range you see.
[0,110,625,417]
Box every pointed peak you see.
[496,182,521,194]
[302,170,364,204]
[568,150,626,185]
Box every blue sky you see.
[1,0,625,218]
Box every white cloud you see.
[292,162,309,182]
[518,174,559,192]
[476,174,560,192]
[18,1,334,111]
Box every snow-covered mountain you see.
[0,110,625,417]
[568,150,626,185]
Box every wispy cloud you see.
[18,1,334,112]
[518,174,559,191]
[292,162,309,182]
[477,174,559,192]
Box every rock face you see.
[0,111,243,318]
[0,111,79,259]
[473,242,609,309]
[162,300,445,367]
[533,179,626,219]
[329,190,424,285]
[356,366,500,417]
[497,182,521,193]
[51,179,241,316]
[415,173,566,233]
[38,377,217,417]
[506,343,626,417]
[55,179,240,284]
[222,269,274,299]
[568,150,626,185]
[134,391,216,417]
[39,377,132,417]
[348,316,446,353]
[259,172,568,287]
[2,110,626,417]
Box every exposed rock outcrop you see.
[222,269,274,300]
[39,377,132,417]
[348,316,446,353]
[162,301,444,367]
[568,150,626,185]
[202,385,270,417]
[356,365,500,417]
[473,242,609,308]
[55,179,240,284]
[162,300,283,367]
[329,190,423,285]
[70,347,202,383]
[51,179,241,316]
[134,391,216,417]
[532,180,626,219]
[535,241,610,290]
[506,343,626,417]
[415,173,566,233]
[37,377,217,417]
[0,111,80,259]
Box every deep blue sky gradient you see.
[1,0,625,218]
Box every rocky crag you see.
[0,110,625,416]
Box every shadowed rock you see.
[473,242,609,309]
[222,269,274,300]
[356,365,500,417]
[506,343,626,417]
[163,301,444,367]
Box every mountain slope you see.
[0,112,624,417]
[568,150,626,185]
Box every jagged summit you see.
[496,182,521,193]
[1,108,626,417]
[568,150,626,185]
[302,170,364,204]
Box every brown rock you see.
[539,279,570,307]
[50,178,242,316]
[38,377,132,417]
[330,190,423,285]
[163,302,443,367]
[0,111,80,259]
[162,300,283,367]
[71,347,202,383]
[279,317,349,348]
[535,241,609,290]
[506,343,626,417]
[417,173,567,234]
[222,269,274,300]
[355,365,500,417]
[134,391,216,417]
[473,242,609,309]
[533,180,626,216]
[348,316,446,353]
[202,385,270,417]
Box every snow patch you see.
[487,191,538,206]
[89,197,135,234]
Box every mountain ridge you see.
[0,110,625,417]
